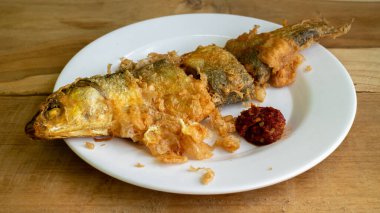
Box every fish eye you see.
[44,99,62,118]
[47,100,61,111]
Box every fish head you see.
[25,79,112,139]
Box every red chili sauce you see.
[235,105,286,146]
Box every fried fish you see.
[225,18,351,100]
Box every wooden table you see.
[1,0,379,212]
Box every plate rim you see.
[55,13,357,194]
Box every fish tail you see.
[277,18,352,48]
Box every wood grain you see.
[1,0,379,96]
[0,0,379,212]
[331,48,380,93]
[0,48,378,95]
[0,94,379,212]
[0,74,58,95]
[0,0,379,51]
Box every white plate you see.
[54,14,356,194]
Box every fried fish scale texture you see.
[181,45,255,105]
[26,52,216,163]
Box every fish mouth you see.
[25,111,40,139]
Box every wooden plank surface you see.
[0,0,379,212]
[1,0,380,85]
[0,94,379,212]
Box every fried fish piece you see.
[225,18,352,91]
[26,52,215,163]
[181,45,255,105]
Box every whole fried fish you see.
[26,52,231,163]
[225,18,351,100]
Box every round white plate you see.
[54,14,356,194]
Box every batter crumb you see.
[188,166,215,185]
[242,101,252,108]
[107,64,112,74]
[188,165,200,172]
[305,65,312,72]
[134,163,145,168]
[85,142,95,150]
[214,135,240,153]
